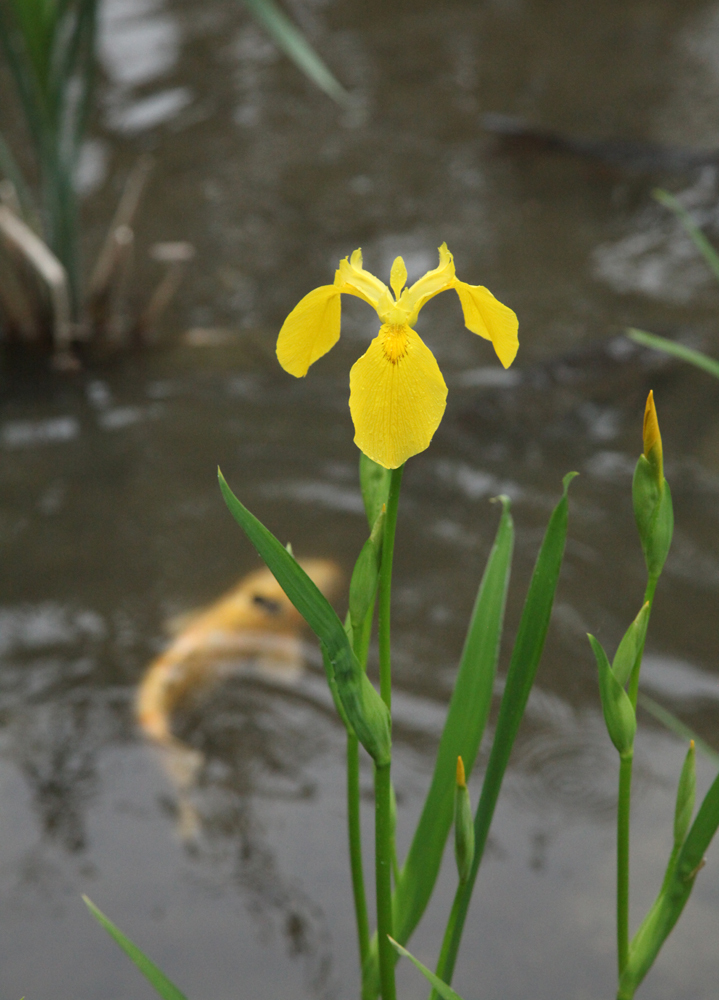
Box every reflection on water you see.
[3,0,719,996]
[100,0,192,133]
[593,169,719,303]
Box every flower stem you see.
[378,466,403,710]
[348,734,370,972]
[616,751,633,975]
[375,761,396,1000]
[348,602,376,978]
[616,572,659,978]
[375,463,403,1000]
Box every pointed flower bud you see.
[454,755,475,884]
[612,601,651,689]
[633,392,674,577]
[643,390,664,489]
[588,634,636,757]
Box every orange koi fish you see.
[137,559,343,749]
[136,558,342,842]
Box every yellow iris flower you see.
[276,243,519,469]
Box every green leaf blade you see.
[620,766,719,997]
[388,939,465,1000]
[612,602,650,689]
[637,692,719,765]
[240,0,351,107]
[628,329,719,381]
[589,634,636,756]
[218,469,391,764]
[433,473,577,992]
[391,497,514,943]
[652,188,719,283]
[83,896,189,1000]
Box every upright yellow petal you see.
[404,244,457,323]
[453,281,518,369]
[276,284,341,377]
[390,256,407,299]
[336,249,394,316]
[349,324,447,469]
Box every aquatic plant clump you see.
[84,242,719,1000]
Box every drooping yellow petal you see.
[349,324,448,469]
[452,281,518,369]
[336,249,394,315]
[276,284,341,377]
[404,243,457,324]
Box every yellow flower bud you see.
[454,755,474,883]
[643,390,663,486]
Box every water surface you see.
[2,1,719,998]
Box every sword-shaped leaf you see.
[219,469,391,765]
[363,496,514,997]
[388,939,465,1000]
[619,765,719,998]
[430,473,577,996]
[83,896,189,1000]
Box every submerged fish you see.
[137,559,342,840]
[137,559,342,747]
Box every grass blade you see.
[653,188,719,284]
[363,497,514,998]
[388,939,465,1000]
[394,499,514,937]
[0,4,46,152]
[637,692,719,765]
[83,896,189,1000]
[618,766,719,998]
[240,0,350,106]
[0,130,37,225]
[218,469,391,764]
[627,329,719,381]
[432,473,577,993]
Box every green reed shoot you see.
[240,0,350,107]
[0,0,346,346]
[0,0,98,314]
[588,392,719,999]
[627,187,719,379]
[390,394,719,1000]
[84,896,188,1000]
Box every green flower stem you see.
[627,575,658,711]
[375,464,403,1000]
[375,761,396,1000]
[378,465,403,709]
[617,751,633,975]
[349,602,376,976]
[348,734,370,971]
[616,572,659,977]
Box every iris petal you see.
[349,324,448,469]
[276,284,341,377]
[453,281,519,369]
[404,243,456,323]
[336,250,394,315]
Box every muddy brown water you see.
[2,1,719,997]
